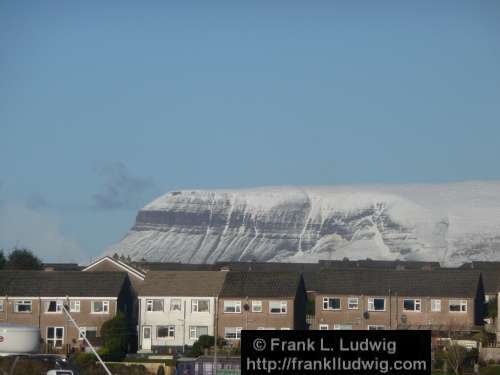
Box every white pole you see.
[213,297,218,375]
[62,301,113,375]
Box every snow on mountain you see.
[105,182,500,265]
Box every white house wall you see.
[139,296,217,348]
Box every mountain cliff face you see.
[106,182,500,265]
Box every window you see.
[192,299,210,313]
[170,299,182,312]
[323,297,341,310]
[368,298,385,311]
[14,300,32,313]
[79,327,97,340]
[269,301,287,314]
[224,300,241,313]
[403,299,421,312]
[319,324,329,330]
[91,300,109,314]
[44,300,63,313]
[348,297,359,310]
[252,301,262,313]
[146,299,164,312]
[449,300,467,312]
[157,325,175,339]
[70,300,80,313]
[224,327,242,340]
[431,299,441,312]
[368,325,385,330]
[47,327,64,348]
[0,300,4,312]
[334,324,353,330]
[257,327,275,330]
[189,326,208,339]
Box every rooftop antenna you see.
[62,297,112,375]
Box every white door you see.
[142,326,152,350]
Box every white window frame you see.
[191,299,210,313]
[431,299,441,312]
[0,300,4,312]
[44,300,63,314]
[223,300,242,313]
[70,300,80,313]
[368,297,386,312]
[323,297,341,311]
[14,300,32,313]
[334,324,353,330]
[91,300,110,314]
[403,298,422,312]
[47,326,64,348]
[449,299,467,313]
[170,299,182,312]
[368,325,385,330]
[269,300,287,314]
[224,327,242,340]
[157,325,175,339]
[319,324,329,330]
[189,325,209,340]
[79,327,97,340]
[347,297,359,310]
[146,299,164,312]
[251,300,262,313]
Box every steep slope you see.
[105,182,500,265]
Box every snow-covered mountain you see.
[105,182,500,265]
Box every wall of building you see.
[0,297,118,351]
[314,294,476,330]
[138,296,216,349]
[217,298,294,339]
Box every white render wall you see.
[139,296,217,348]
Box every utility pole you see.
[62,299,112,375]
[213,297,218,375]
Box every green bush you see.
[99,313,132,360]
[305,299,315,315]
[486,297,498,319]
[72,352,96,369]
[189,335,219,357]
[434,358,445,370]
[481,365,500,375]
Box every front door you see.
[142,326,152,351]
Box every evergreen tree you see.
[0,250,6,269]
[6,248,42,270]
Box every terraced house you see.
[138,271,226,353]
[0,271,133,353]
[217,272,307,341]
[312,269,484,331]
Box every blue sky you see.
[1,1,499,263]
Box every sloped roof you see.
[42,263,83,271]
[215,262,320,272]
[134,262,217,272]
[0,271,128,297]
[83,256,145,280]
[458,262,500,295]
[312,269,482,298]
[318,259,440,270]
[220,272,302,298]
[140,271,227,296]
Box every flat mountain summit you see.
[106,182,500,265]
